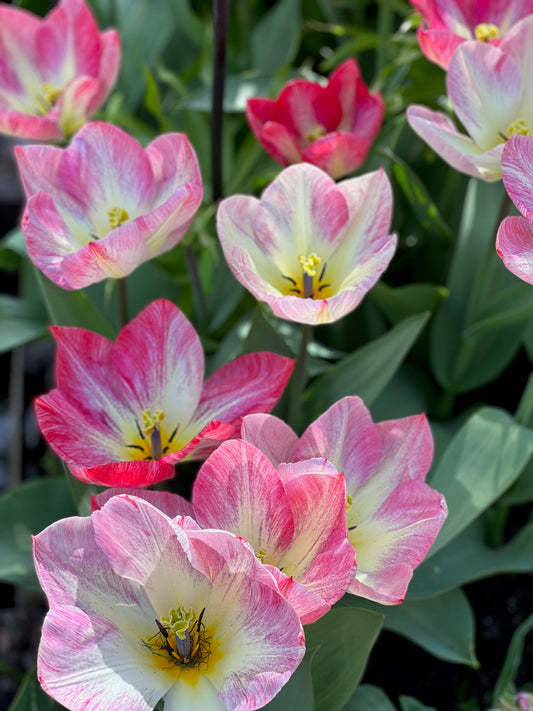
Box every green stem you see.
[288,324,313,431]
[211,0,229,202]
[117,278,128,328]
[375,0,393,77]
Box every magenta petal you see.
[417,28,465,69]
[192,439,296,554]
[501,134,533,222]
[255,121,303,166]
[496,215,533,285]
[240,413,299,467]
[70,460,176,487]
[302,131,372,179]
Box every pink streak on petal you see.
[496,216,533,285]
[302,132,372,179]
[91,488,194,517]
[240,413,299,468]
[501,134,533,222]
[252,120,303,166]
[146,132,203,205]
[70,460,176,487]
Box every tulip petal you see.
[240,413,299,468]
[91,488,194,517]
[501,134,533,222]
[496,215,533,285]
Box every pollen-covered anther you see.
[298,252,321,277]
[107,206,129,230]
[508,119,532,137]
[255,547,268,563]
[306,124,327,143]
[143,606,211,669]
[474,23,499,41]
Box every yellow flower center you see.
[255,547,268,563]
[306,124,327,143]
[474,23,499,42]
[107,207,129,230]
[507,119,532,137]
[125,409,181,461]
[143,606,211,671]
[280,252,333,299]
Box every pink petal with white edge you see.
[192,439,296,556]
[501,134,533,222]
[348,479,447,604]
[38,606,168,711]
[240,413,299,468]
[189,352,294,435]
[406,104,504,181]
[448,42,522,151]
[91,488,193,517]
[15,144,63,197]
[296,396,383,491]
[496,216,533,285]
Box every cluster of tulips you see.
[2,0,533,709]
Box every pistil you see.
[143,606,210,669]
[474,23,499,41]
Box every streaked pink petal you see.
[69,460,176,487]
[97,29,121,96]
[91,488,193,517]
[240,413,299,467]
[190,352,294,433]
[416,28,465,69]
[496,215,533,285]
[254,121,303,166]
[302,131,372,179]
[501,134,533,222]
[296,396,383,491]
[192,439,296,555]
[146,132,203,204]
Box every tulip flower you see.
[217,163,396,325]
[190,439,356,624]
[0,0,120,141]
[246,59,383,180]
[15,121,203,289]
[33,494,305,710]
[240,397,447,605]
[410,0,533,69]
[35,299,294,487]
[496,134,533,284]
[407,16,533,182]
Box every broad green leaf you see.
[492,614,533,705]
[8,669,63,711]
[305,312,429,417]
[370,364,431,422]
[0,295,48,354]
[382,589,477,667]
[343,684,396,711]
[339,590,477,667]
[464,283,533,336]
[306,607,384,711]
[399,697,437,711]
[183,74,276,113]
[371,282,448,324]
[1,228,27,256]
[251,0,301,76]
[243,310,293,357]
[407,520,533,599]
[502,456,533,506]
[427,407,533,556]
[264,650,315,710]
[0,478,77,588]
[35,269,115,338]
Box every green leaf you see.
[34,269,115,337]
[427,407,533,556]
[305,312,429,417]
[502,456,533,506]
[0,478,77,588]
[306,607,384,711]
[8,669,63,711]
[343,684,396,711]
[407,519,533,599]
[264,650,315,710]
[243,310,293,357]
[492,614,533,704]
[251,0,301,76]
[371,282,448,324]
[383,589,477,667]
[0,295,48,354]
[399,697,437,711]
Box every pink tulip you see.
[15,121,203,289]
[240,397,447,605]
[33,494,305,710]
[35,299,294,487]
[410,0,533,69]
[407,16,533,181]
[217,162,396,325]
[246,59,384,180]
[0,0,120,141]
[191,439,356,624]
[497,134,533,284]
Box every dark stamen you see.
[135,419,146,440]
[289,288,301,294]
[318,283,331,292]
[126,444,145,452]
[348,524,358,531]
[168,424,179,444]
[319,262,327,282]
[282,274,297,285]
[498,131,508,141]
[156,619,169,638]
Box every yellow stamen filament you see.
[255,547,268,563]
[142,409,165,436]
[474,23,499,42]
[281,252,332,299]
[298,252,321,277]
[306,124,327,143]
[346,494,353,513]
[507,119,532,137]
[107,207,129,230]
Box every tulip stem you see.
[118,278,128,328]
[211,0,229,202]
[288,324,313,432]
[185,244,208,331]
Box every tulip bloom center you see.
[143,606,211,671]
[37,83,63,114]
[281,252,332,299]
[507,119,532,137]
[474,23,499,41]
[107,207,130,230]
[125,409,181,461]
[306,124,327,143]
